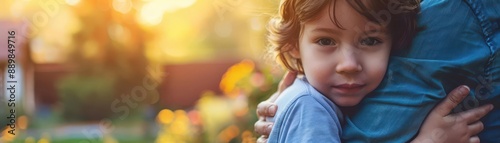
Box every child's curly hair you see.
[268,0,420,74]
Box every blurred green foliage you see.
[57,72,116,121]
[55,0,153,123]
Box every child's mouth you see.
[332,83,365,94]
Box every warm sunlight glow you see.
[138,1,164,26]
[214,21,232,37]
[162,0,197,12]
[163,47,188,58]
[9,1,27,18]
[65,0,80,6]
[175,0,197,9]
[83,40,99,59]
[250,17,262,30]
[108,24,131,43]
[112,0,132,14]
[137,0,197,26]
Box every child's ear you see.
[289,46,300,59]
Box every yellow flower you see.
[157,109,175,124]
[219,59,255,97]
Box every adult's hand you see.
[254,71,297,143]
[412,85,494,143]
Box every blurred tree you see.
[57,0,155,122]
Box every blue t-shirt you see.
[267,78,343,143]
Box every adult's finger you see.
[278,71,297,94]
[468,121,484,136]
[256,101,277,117]
[434,85,470,116]
[254,120,273,135]
[469,136,480,143]
[455,104,493,124]
[257,135,269,143]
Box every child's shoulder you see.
[275,77,341,116]
[277,77,331,105]
[275,78,317,105]
[274,77,344,119]
[266,78,322,121]
[267,78,343,143]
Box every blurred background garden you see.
[0,0,285,142]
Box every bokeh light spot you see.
[65,0,80,6]
[112,0,132,14]
[18,115,29,129]
[157,109,175,124]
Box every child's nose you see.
[336,49,362,74]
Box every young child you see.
[266,0,419,142]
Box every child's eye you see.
[316,38,336,46]
[360,37,382,46]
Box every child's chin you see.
[335,99,362,107]
[337,103,358,107]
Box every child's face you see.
[290,0,392,106]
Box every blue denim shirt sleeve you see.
[341,0,500,142]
